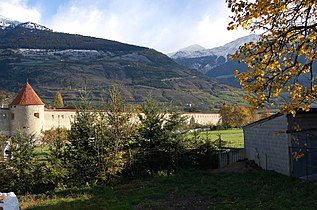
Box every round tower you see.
[9,82,45,137]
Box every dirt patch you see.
[211,160,261,173]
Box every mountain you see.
[171,34,259,60]
[0,16,51,31]
[0,16,245,107]
[170,35,259,84]
[0,15,20,29]
[167,44,205,57]
[178,44,205,52]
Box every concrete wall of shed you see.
[243,115,290,176]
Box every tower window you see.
[34,113,40,118]
[2,113,6,119]
[11,113,14,120]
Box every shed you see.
[243,109,317,179]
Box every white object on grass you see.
[0,192,20,210]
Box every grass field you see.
[193,129,244,148]
[20,169,317,210]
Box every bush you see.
[0,133,57,194]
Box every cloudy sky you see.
[0,0,251,53]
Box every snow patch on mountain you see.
[0,15,51,31]
[167,44,205,57]
[17,22,52,31]
[170,34,259,59]
[0,15,20,29]
[179,44,205,52]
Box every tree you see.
[189,115,196,128]
[250,107,259,122]
[227,0,317,115]
[65,85,136,184]
[260,108,271,119]
[138,96,166,150]
[0,132,53,193]
[100,85,137,181]
[65,110,99,184]
[233,106,253,126]
[161,112,188,169]
[135,96,188,175]
[41,128,69,188]
[0,133,7,161]
[219,105,235,128]
[42,127,68,149]
[220,105,258,127]
[53,91,64,108]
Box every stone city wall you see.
[0,108,221,135]
[0,108,10,136]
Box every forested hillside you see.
[0,25,244,106]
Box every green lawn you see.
[193,129,244,148]
[20,169,317,210]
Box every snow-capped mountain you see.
[0,15,51,31]
[169,34,260,87]
[179,44,205,52]
[170,34,259,60]
[0,15,20,29]
[168,44,205,57]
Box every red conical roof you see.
[9,82,45,106]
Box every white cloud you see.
[195,15,250,49]
[49,1,251,53]
[49,3,122,43]
[0,0,41,23]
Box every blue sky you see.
[0,0,250,53]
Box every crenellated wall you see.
[0,108,221,135]
[182,112,220,125]
[44,109,76,130]
[0,108,10,136]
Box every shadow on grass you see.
[20,169,317,210]
[21,186,134,210]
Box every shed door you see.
[290,132,317,180]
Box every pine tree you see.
[100,85,137,182]
[0,133,40,193]
[65,85,137,184]
[66,110,99,184]
[135,96,188,175]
